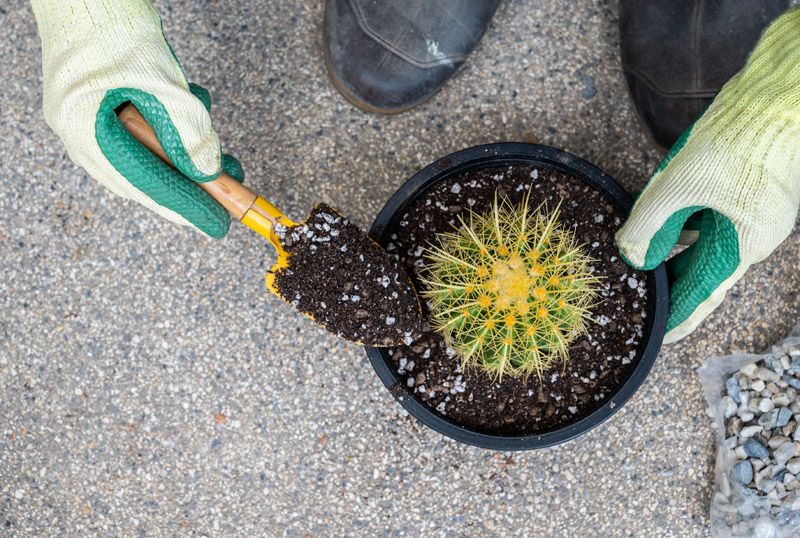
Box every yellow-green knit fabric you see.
[617,7,800,343]
[30,0,243,237]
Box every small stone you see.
[792,356,800,370]
[769,435,790,449]
[758,466,773,481]
[744,438,770,459]
[749,398,762,413]
[739,410,755,422]
[741,363,758,378]
[787,458,800,474]
[726,417,744,436]
[723,436,738,450]
[774,394,792,407]
[784,421,797,437]
[735,446,748,460]
[759,398,775,413]
[722,396,738,418]
[783,374,800,390]
[757,367,780,382]
[773,468,789,482]
[778,408,793,427]
[415,372,426,386]
[767,383,781,395]
[776,441,797,464]
[769,357,786,377]
[740,392,751,407]
[759,410,779,429]
[731,461,754,485]
[782,355,792,371]
[787,480,800,491]
[752,379,766,392]
[741,425,764,439]
[738,503,756,518]
[727,376,742,403]
[752,459,766,472]
[758,479,777,493]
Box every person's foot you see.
[324,0,502,114]
[620,0,792,150]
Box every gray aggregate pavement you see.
[3,1,800,536]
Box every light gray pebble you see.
[784,421,797,437]
[759,410,779,429]
[757,368,780,383]
[786,458,800,474]
[741,425,764,439]
[757,479,777,493]
[722,396,738,419]
[741,363,759,378]
[775,441,797,464]
[738,502,756,518]
[773,394,791,407]
[768,435,789,449]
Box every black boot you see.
[324,0,502,114]
[620,0,792,150]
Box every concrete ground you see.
[2,1,800,536]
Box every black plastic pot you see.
[366,143,669,450]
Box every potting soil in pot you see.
[384,165,649,435]
[272,204,422,347]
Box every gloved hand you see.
[30,0,244,238]
[616,7,800,344]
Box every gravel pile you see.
[717,346,800,526]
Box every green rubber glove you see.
[616,7,800,344]
[30,0,244,238]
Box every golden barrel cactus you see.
[422,193,601,379]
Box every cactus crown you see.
[421,192,601,380]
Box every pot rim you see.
[366,143,668,450]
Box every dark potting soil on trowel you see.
[272,204,422,346]
[384,165,650,435]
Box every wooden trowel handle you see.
[119,104,295,243]
[119,104,257,220]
